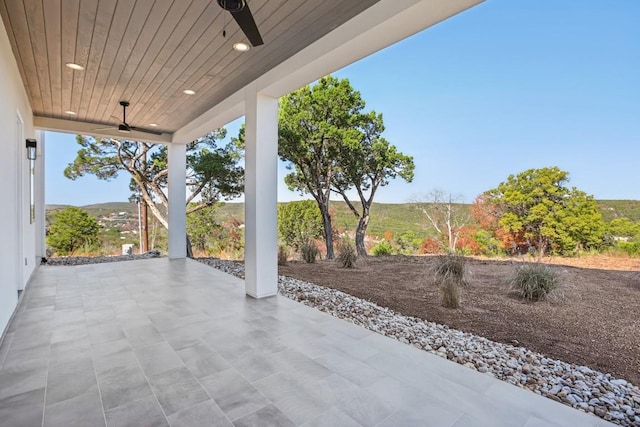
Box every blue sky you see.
[45,0,640,205]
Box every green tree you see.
[608,217,640,240]
[277,200,323,250]
[279,75,413,257]
[278,76,362,259]
[64,131,243,230]
[331,110,414,255]
[47,207,100,255]
[485,167,606,257]
[186,204,221,252]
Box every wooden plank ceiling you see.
[0,0,380,135]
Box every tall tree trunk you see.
[186,235,194,258]
[355,212,369,256]
[141,200,149,252]
[319,204,334,259]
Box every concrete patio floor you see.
[0,258,613,427]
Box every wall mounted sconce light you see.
[26,138,37,160]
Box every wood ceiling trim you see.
[77,0,117,121]
[4,0,43,113]
[167,0,370,130]
[91,0,154,123]
[24,0,52,114]
[60,0,80,117]
[129,1,228,125]
[106,0,209,125]
[156,0,322,129]
[43,0,61,116]
[3,0,390,135]
[92,0,179,126]
[0,1,27,91]
[151,0,297,128]
[69,0,99,119]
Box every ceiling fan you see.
[93,101,163,136]
[217,0,263,47]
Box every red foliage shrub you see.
[419,238,441,254]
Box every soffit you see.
[0,0,380,137]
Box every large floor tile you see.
[43,388,105,427]
[45,357,98,405]
[97,363,153,410]
[167,400,233,427]
[199,369,270,421]
[0,358,48,401]
[104,395,168,427]
[134,342,184,376]
[148,366,210,416]
[0,387,45,427]
[232,404,295,427]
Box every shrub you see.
[336,240,357,268]
[419,237,440,254]
[430,254,468,308]
[300,239,319,263]
[432,254,468,285]
[277,245,288,266]
[618,241,640,256]
[439,276,460,309]
[372,241,393,256]
[278,201,323,250]
[47,207,101,255]
[507,263,562,301]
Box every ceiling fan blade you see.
[92,126,118,131]
[129,126,164,136]
[230,4,263,46]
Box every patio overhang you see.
[0,0,484,332]
[1,0,483,143]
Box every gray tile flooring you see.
[0,258,614,426]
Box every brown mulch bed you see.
[279,255,640,386]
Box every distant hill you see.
[46,199,640,239]
[597,200,640,223]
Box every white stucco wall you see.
[0,16,38,336]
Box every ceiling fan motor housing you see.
[218,0,245,12]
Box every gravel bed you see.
[197,257,640,427]
[43,250,163,266]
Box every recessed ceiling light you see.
[65,110,77,115]
[65,62,84,70]
[149,123,158,127]
[183,89,196,95]
[233,42,250,52]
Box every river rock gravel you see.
[43,250,162,266]
[197,257,640,427]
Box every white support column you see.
[168,143,187,259]
[244,85,278,298]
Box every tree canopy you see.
[64,131,244,231]
[47,207,100,255]
[484,166,606,256]
[279,75,413,257]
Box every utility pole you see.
[137,194,143,254]
[140,146,149,253]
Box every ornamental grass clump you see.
[336,240,357,268]
[507,263,562,301]
[430,254,469,309]
[300,239,319,264]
